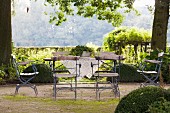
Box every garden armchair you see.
[11,55,39,95]
[137,52,164,87]
[91,52,124,100]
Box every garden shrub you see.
[0,65,16,84]
[23,63,53,83]
[115,86,168,113]
[70,45,94,56]
[147,97,170,113]
[161,52,170,83]
[107,64,144,82]
[0,69,5,84]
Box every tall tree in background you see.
[151,0,169,51]
[0,0,12,66]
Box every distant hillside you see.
[12,0,162,47]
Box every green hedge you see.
[107,64,144,82]
[23,63,53,83]
[70,45,94,56]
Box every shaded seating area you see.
[91,52,125,100]
[44,51,126,100]
[11,55,39,95]
[137,52,164,87]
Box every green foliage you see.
[115,86,168,113]
[103,27,151,52]
[45,0,135,26]
[105,63,143,83]
[147,97,170,113]
[23,64,53,83]
[112,64,143,82]
[162,53,170,83]
[70,45,94,56]
[0,65,16,84]
[0,68,5,84]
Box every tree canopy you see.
[45,0,135,26]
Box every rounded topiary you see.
[23,63,53,83]
[70,45,93,56]
[115,86,167,113]
[107,64,144,82]
[147,97,170,113]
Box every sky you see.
[134,0,155,7]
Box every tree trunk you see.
[0,0,12,66]
[151,0,169,51]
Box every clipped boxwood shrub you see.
[70,45,93,56]
[107,64,144,82]
[115,86,168,113]
[23,63,53,83]
[147,97,170,113]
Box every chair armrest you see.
[144,59,161,64]
[18,60,33,66]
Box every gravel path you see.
[0,83,149,100]
[0,83,170,100]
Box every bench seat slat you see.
[94,73,119,77]
[53,74,76,77]
[20,72,39,76]
[137,70,157,74]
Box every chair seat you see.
[94,73,119,77]
[53,73,76,77]
[20,72,39,76]
[137,70,157,74]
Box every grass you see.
[2,95,119,113]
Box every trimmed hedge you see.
[23,63,53,83]
[115,86,169,113]
[107,64,144,82]
[70,45,93,56]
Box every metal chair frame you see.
[137,52,164,87]
[11,55,39,95]
[49,52,81,100]
[91,52,122,100]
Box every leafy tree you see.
[45,0,135,26]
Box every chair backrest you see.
[158,52,164,57]
[11,55,38,77]
[155,52,164,73]
[11,55,20,78]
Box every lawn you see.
[0,95,119,113]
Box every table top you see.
[95,55,125,60]
[44,55,80,61]
[18,60,34,66]
[44,53,125,79]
